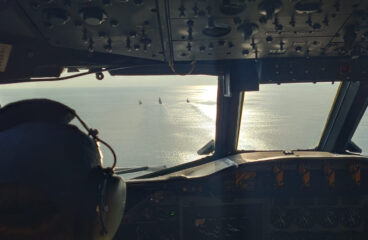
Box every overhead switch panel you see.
[15,0,368,62]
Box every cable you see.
[97,177,108,235]
[74,113,117,170]
[170,60,197,76]
[2,64,160,84]
[164,0,175,69]
[163,0,197,75]
[96,137,117,170]
[154,0,167,62]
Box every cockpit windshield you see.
[0,74,217,171]
[352,110,368,155]
[1,74,346,171]
[4,1,368,239]
[238,83,339,151]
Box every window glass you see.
[238,83,339,150]
[0,74,217,174]
[352,110,368,155]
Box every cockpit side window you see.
[238,83,339,151]
[352,110,368,155]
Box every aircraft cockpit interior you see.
[1,0,368,239]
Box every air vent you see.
[0,43,12,72]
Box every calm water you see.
[1,83,367,173]
[0,86,217,169]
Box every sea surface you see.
[1,83,367,176]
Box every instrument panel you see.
[2,1,368,82]
[114,152,368,240]
[8,0,368,61]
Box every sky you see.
[1,70,217,89]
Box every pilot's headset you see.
[0,99,126,240]
[73,105,126,240]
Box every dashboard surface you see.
[114,151,368,240]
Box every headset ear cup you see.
[93,175,126,240]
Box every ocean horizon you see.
[1,82,367,177]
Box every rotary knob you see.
[220,1,246,15]
[134,0,144,6]
[44,8,70,26]
[79,7,107,26]
[237,21,258,41]
[258,0,282,20]
[295,0,322,14]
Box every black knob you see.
[295,1,322,14]
[289,15,295,27]
[179,5,185,17]
[129,31,137,38]
[186,42,192,51]
[88,39,94,53]
[103,0,112,6]
[44,8,70,26]
[192,4,199,17]
[134,0,144,6]
[110,19,119,27]
[80,7,107,26]
[104,38,112,53]
[220,0,246,15]
[237,21,258,41]
[266,36,273,43]
[208,42,214,50]
[126,37,132,52]
[98,32,107,39]
[233,17,242,25]
[258,0,282,20]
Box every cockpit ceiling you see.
[12,0,368,62]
